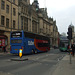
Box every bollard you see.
[19,49,22,58]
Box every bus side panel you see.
[34,39,50,52]
[24,38,35,54]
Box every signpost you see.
[69,40,72,64]
[67,27,72,64]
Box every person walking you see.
[67,44,70,54]
[3,45,7,53]
[71,43,75,56]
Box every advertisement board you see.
[2,39,5,46]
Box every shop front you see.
[0,35,8,52]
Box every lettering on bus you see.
[42,40,48,43]
[12,33,21,35]
[11,32,22,38]
[28,41,34,45]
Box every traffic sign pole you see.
[69,40,72,64]
[67,27,72,64]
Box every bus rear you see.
[10,31,23,54]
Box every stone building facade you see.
[53,21,58,47]
[18,0,29,31]
[0,0,18,49]
[0,0,59,50]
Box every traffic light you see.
[67,27,72,40]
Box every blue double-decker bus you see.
[10,30,50,54]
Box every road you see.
[0,49,67,75]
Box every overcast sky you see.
[30,0,75,34]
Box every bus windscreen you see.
[11,39,22,43]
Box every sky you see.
[30,0,75,34]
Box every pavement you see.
[0,52,10,55]
[52,54,75,75]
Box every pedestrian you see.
[3,45,7,53]
[67,44,70,54]
[71,43,75,56]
